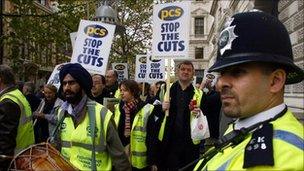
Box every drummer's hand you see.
[162,101,170,112]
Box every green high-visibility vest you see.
[0,89,34,154]
[114,89,121,99]
[194,110,304,170]
[158,87,203,145]
[114,103,154,169]
[58,102,112,170]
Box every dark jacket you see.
[0,86,22,170]
[159,81,204,170]
[202,90,221,139]
[116,100,163,167]
[94,90,110,105]
[105,82,119,98]
[25,94,41,112]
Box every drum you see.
[9,143,78,171]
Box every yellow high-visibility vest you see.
[114,103,154,169]
[194,110,304,170]
[58,103,112,170]
[0,89,34,154]
[114,89,121,99]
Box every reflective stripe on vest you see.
[130,104,154,169]
[61,140,106,152]
[274,130,304,150]
[59,102,112,170]
[0,89,34,154]
[212,130,304,171]
[195,111,304,170]
[158,87,203,145]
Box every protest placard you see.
[71,20,116,75]
[135,55,147,82]
[152,1,191,59]
[47,63,68,89]
[146,56,165,82]
[112,63,128,82]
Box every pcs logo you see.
[84,25,108,38]
[149,56,161,63]
[139,57,147,64]
[158,6,183,21]
[115,64,126,70]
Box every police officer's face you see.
[62,74,83,104]
[177,64,194,83]
[216,63,272,118]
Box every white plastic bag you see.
[191,111,210,141]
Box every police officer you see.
[0,65,34,170]
[194,11,304,170]
[55,63,130,171]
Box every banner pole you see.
[165,59,171,116]
[142,82,145,97]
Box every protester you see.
[194,11,304,170]
[35,85,45,99]
[113,79,162,170]
[33,84,63,143]
[91,74,108,104]
[22,81,41,112]
[53,63,130,170]
[0,65,34,170]
[145,82,160,104]
[105,70,120,98]
[200,72,222,143]
[138,82,150,101]
[159,60,204,170]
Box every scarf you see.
[122,99,138,137]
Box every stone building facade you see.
[278,0,303,118]
[182,0,303,116]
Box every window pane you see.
[195,47,204,59]
[195,18,204,35]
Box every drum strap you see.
[87,101,97,171]
[50,108,66,142]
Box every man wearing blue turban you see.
[54,63,130,171]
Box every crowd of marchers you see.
[0,61,222,171]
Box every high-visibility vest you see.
[158,87,203,145]
[58,102,113,170]
[194,110,304,170]
[114,89,121,99]
[0,89,34,154]
[114,103,154,169]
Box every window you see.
[195,47,204,59]
[195,69,204,84]
[37,0,46,5]
[195,17,204,35]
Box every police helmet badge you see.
[219,18,238,55]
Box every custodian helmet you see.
[209,10,304,84]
